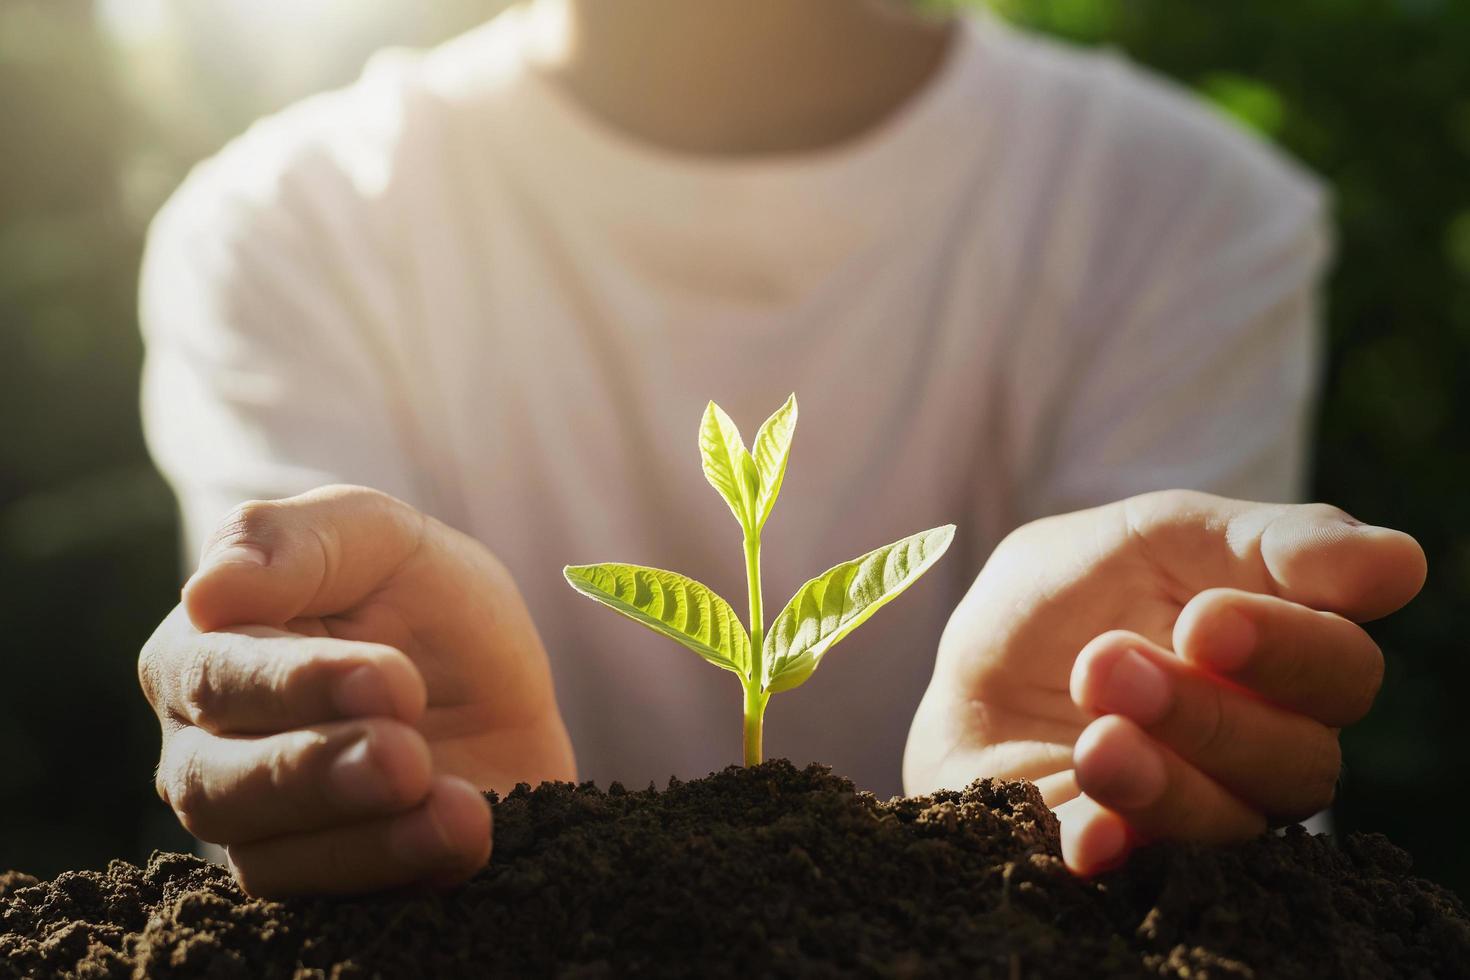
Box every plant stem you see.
[743,533,764,673]
[742,530,765,765]
[743,683,768,766]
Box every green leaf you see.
[750,394,798,530]
[699,401,758,531]
[763,525,956,693]
[564,563,751,677]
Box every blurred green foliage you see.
[1,0,1466,897]
[0,0,191,870]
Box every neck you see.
[526,0,955,156]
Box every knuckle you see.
[308,484,415,536]
[1142,488,1208,513]
[313,483,388,506]
[138,644,164,708]
[1127,489,1214,531]
[181,651,227,729]
[153,753,172,805]
[161,748,213,838]
[1120,492,1227,593]
[1123,487,1217,543]
[139,607,191,712]
[214,498,281,549]
[263,741,297,797]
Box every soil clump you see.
[2,761,1466,978]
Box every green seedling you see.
[564,395,955,765]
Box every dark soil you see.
[2,761,1466,979]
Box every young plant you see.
[563,395,954,765]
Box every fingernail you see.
[1199,608,1256,673]
[328,735,390,808]
[1091,739,1167,810]
[334,666,395,717]
[1095,650,1172,725]
[202,544,269,569]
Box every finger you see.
[167,625,427,735]
[182,485,427,632]
[1072,631,1342,820]
[1054,793,1134,876]
[1173,589,1383,726]
[1121,491,1426,621]
[157,718,432,845]
[1033,769,1080,809]
[1072,714,1266,843]
[226,775,491,898]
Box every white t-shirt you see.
[140,8,1329,796]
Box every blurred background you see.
[2,0,1466,897]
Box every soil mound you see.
[2,761,1466,978]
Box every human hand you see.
[139,486,575,897]
[904,491,1425,874]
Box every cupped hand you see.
[139,486,575,897]
[903,490,1426,874]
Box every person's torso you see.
[208,8,1315,793]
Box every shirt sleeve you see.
[1015,90,1332,520]
[139,156,425,567]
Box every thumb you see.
[1226,500,1427,622]
[183,485,426,632]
